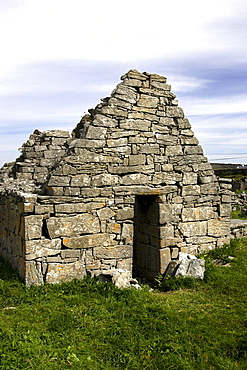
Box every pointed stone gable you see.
[0,70,232,285]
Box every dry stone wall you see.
[0,70,232,285]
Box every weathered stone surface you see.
[63,233,117,249]
[116,207,134,220]
[94,245,132,259]
[208,219,230,237]
[174,252,205,279]
[0,70,232,287]
[159,248,171,274]
[179,221,207,237]
[26,238,61,259]
[182,207,217,222]
[70,174,91,187]
[46,214,101,238]
[45,262,86,284]
[24,215,43,240]
[92,174,119,187]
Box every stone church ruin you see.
[0,70,232,286]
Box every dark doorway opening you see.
[133,195,160,280]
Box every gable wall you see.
[0,70,232,285]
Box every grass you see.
[0,239,247,369]
[231,208,247,220]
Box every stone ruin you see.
[0,70,232,286]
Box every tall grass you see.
[0,239,247,369]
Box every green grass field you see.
[0,239,247,369]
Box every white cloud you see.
[1,0,247,80]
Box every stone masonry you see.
[0,70,232,285]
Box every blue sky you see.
[1,0,247,167]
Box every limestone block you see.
[113,83,137,103]
[185,236,215,245]
[110,146,131,155]
[175,253,205,279]
[25,261,44,286]
[93,114,118,128]
[160,237,183,248]
[152,123,170,133]
[208,219,230,237]
[153,172,182,185]
[219,203,231,217]
[182,207,217,222]
[47,256,62,263]
[107,222,122,234]
[159,248,171,274]
[180,129,194,137]
[123,78,142,87]
[184,146,203,155]
[183,172,198,185]
[140,144,160,154]
[171,247,179,259]
[116,258,132,271]
[46,213,101,238]
[44,130,70,138]
[93,245,133,259]
[121,173,150,186]
[166,145,183,156]
[116,207,134,221]
[97,207,115,220]
[129,154,146,166]
[24,215,43,240]
[159,203,182,224]
[166,106,184,118]
[108,165,136,174]
[72,138,106,148]
[101,106,128,117]
[108,97,132,110]
[35,204,54,215]
[84,125,107,140]
[55,203,87,214]
[222,195,232,203]
[199,176,217,184]
[179,221,207,237]
[150,81,171,90]
[200,183,219,195]
[107,138,128,147]
[181,137,199,145]
[121,69,147,81]
[156,134,178,145]
[25,238,61,259]
[132,106,156,114]
[120,119,151,131]
[92,174,119,187]
[182,185,201,196]
[63,233,117,249]
[111,130,136,139]
[137,95,159,108]
[61,249,80,259]
[70,174,91,187]
[160,225,175,239]
[48,176,70,187]
[45,262,86,284]
[129,136,147,144]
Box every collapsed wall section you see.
[0,70,232,285]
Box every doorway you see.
[133,195,160,280]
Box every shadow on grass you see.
[0,254,22,282]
